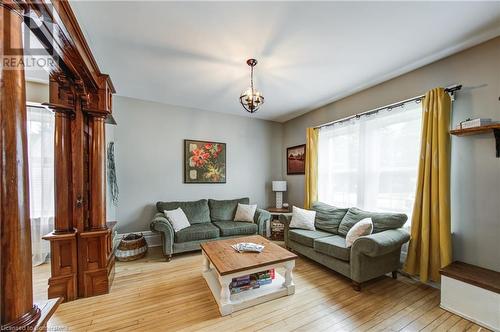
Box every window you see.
[318,101,422,224]
[27,105,55,265]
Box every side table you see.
[266,207,292,241]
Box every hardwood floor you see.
[33,247,488,331]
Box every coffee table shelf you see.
[200,235,297,316]
[202,258,292,316]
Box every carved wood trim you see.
[78,229,115,297]
[42,231,78,301]
[24,0,116,98]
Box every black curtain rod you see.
[315,84,462,129]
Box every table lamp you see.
[272,181,287,209]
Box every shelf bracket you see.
[494,129,500,158]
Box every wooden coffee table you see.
[200,235,298,316]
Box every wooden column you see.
[0,2,41,328]
[78,113,114,297]
[89,115,107,230]
[42,76,79,302]
[54,111,74,233]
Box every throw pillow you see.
[289,206,316,231]
[234,203,257,222]
[345,217,373,247]
[164,207,190,232]
[312,201,348,234]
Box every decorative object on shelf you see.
[450,122,500,158]
[272,181,287,209]
[287,144,306,175]
[115,233,148,262]
[231,242,265,253]
[456,118,493,129]
[184,139,226,183]
[240,58,264,114]
[107,142,119,205]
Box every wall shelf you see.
[450,124,500,158]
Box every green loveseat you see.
[281,202,410,290]
[150,198,271,261]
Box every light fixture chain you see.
[250,65,254,95]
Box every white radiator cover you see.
[441,275,500,331]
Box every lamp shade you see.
[272,181,287,192]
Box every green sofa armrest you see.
[279,214,292,247]
[254,208,271,236]
[150,212,174,256]
[351,228,410,258]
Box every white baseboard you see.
[114,231,162,248]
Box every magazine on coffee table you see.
[231,242,265,253]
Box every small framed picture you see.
[287,144,306,175]
[184,139,226,183]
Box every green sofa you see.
[150,198,271,261]
[281,201,410,290]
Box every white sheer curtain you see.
[318,101,422,225]
[27,105,55,266]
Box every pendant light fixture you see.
[240,58,264,113]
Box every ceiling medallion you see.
[240,58,264,114]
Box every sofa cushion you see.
[314,235,351,261]
[213,221,257,237]
[312,201,348,234]
[288,229,332,248]
[157,199,211,224]
[208,198,250,221]
[338,207,408,236]
[174,223,220,243]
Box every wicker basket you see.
[115,233,148,262]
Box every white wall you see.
[281,37,500,272]
[113,96,283,233]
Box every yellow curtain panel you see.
[304,127,319,209]
[404,87,452,283]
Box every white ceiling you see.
[69,1,500,122]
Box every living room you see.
[1,1,499,331]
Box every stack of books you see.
[230,269,276,294]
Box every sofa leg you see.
[352,281,361,291]
[165,254,172,262]
[392,271,398,279]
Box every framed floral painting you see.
[184,140,226,183]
